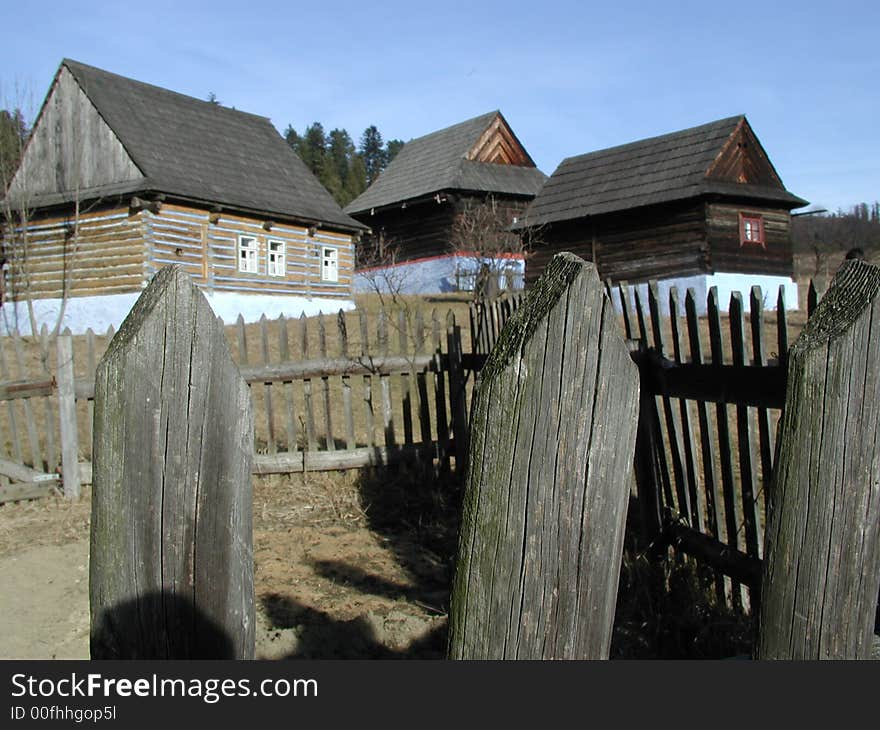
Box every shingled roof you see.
[344,111,547,215]
[23,59,363,232]
[521,115,807,227]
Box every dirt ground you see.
[0,468,456,660]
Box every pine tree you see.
[385,139,404,166]
[359,125,386,184]
[0,108,28,191]
[327,129,355,186]
[299,122,327,176]
[345,154,368,204]
[283,124,301,154]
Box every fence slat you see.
[277,315,298,453]
[0,339,24,464]
[750,286,775,530]
[648,282,690,524]
[300,313,317,451]
[40,325,58,474]
[338,311,356,451]
[432,309,450,472]
[90,266,254,659]
[378,309,394,447]
[684,289,727,606]
[685,289,722,556]
[236,314,248,365]
[448,253,639,659]
[707,286,743,611]
[56,333,80,500]
[617,282,635,341]
[776,286,789,367]
[260,314,277,455]
[85,327,97,463]
[669,287,702,531]
[398,310,414,448]
[318,315,335,451]
[729,292,761,562]
[414,308,432,463]
[758,260,880,659]
[357,309,375,449]
[636,286,672,508]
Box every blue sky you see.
[2,0,877,212]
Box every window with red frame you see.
[740,214,765,247]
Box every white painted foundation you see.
[0,291,355,336]
[608,272,800,317]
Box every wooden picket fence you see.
[474,280,822,614]
[468,292,526,356]
[0,304,471,503]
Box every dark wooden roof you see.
[521,116,807,227]
[344,111,547,215]
[36,60,364,231]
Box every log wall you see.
[6,201,355,302]
[527,199,794,284]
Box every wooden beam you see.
[0,458,59,484]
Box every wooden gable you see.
[705,119,784,189]
[466,113,536,167]
[7,65,143,200]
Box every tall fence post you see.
[757,260,880,659]
[448,253,640,659]
[56,331,80,500]
[90,265,255,659]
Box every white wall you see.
[607,273,800,317]
[0,291,355,336]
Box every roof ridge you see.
[404,109,499,148]
[559,115,745,166]
[62,58,272,123]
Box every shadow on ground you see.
[263,461,463,659]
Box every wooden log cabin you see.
[519,116,808,312]
[344,111,546,294]
[0,59,365,334]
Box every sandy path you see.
[0,539,90,659]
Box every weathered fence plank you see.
[729,292,761,562]
[90,266,254,659]
[300,313,317,451]
[359,309,375,449]
[338,311,356,451]
[260,314,277,455]
[56,333,80,500]
[0,340,24,464]
[448,253,639,659]
[39,324,58,474]
[685,287,726,604]
[749,286,775,526]
[707,287,743,611]
[278,315,298,453]
[669,287,702,530]
[757,260,880,659]
[432,310,450,472]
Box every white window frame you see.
[267,239,286,277]
[321,246,338,282]
[238,235,259,273]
